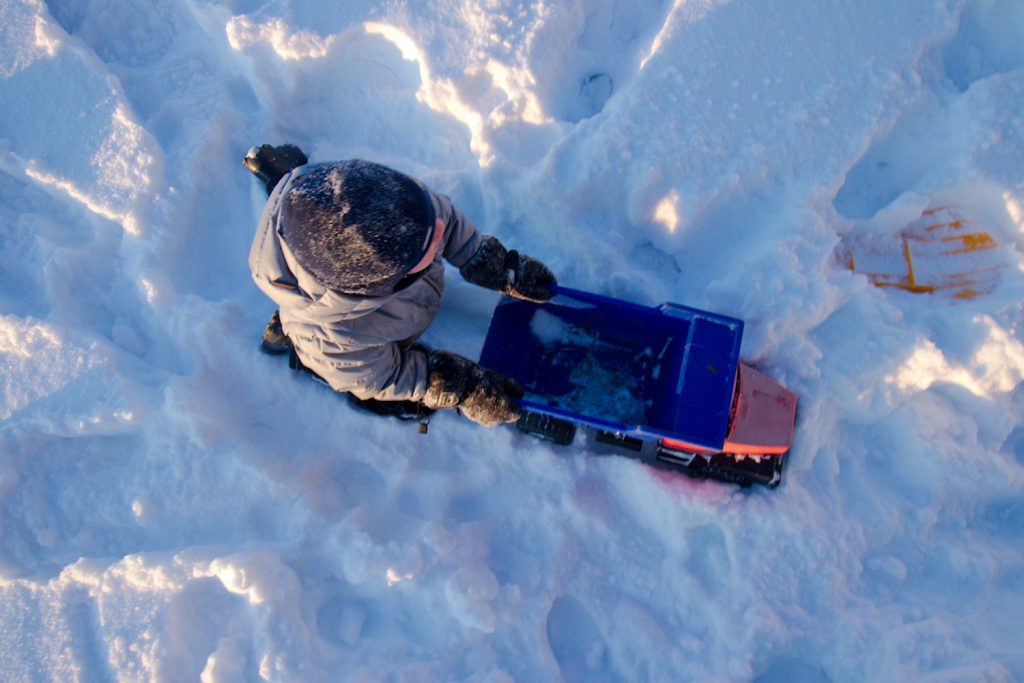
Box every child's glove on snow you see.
[460,236,557,303]
[243,143,309,195]
[423,350,524,426]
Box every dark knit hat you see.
[280,160,436,296]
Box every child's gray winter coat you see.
[248,164,483,401]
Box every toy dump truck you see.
[480,287,797,487]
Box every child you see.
[245,144,557,426]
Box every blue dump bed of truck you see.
[479,287,743,451]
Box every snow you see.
[1,0,1022,680]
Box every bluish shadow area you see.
[528,0,671,123]
[754,656,832,683]
[942,0,1024,92]
[834,0,1024,220]
[546,596,625,683]
[831,105,945,220]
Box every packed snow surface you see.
[2,0,1023,681]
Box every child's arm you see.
[427,189,557,303]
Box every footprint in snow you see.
[685,524,731,595]
[546,595,624,683]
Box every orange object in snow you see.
[836,205,1004,300]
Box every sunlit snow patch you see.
[654,190,681,233]
[885,316,1024,398]
[0,317,91,420]
[225,16,334,59]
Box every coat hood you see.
[277,160,436,297]
[249,166,432,324]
